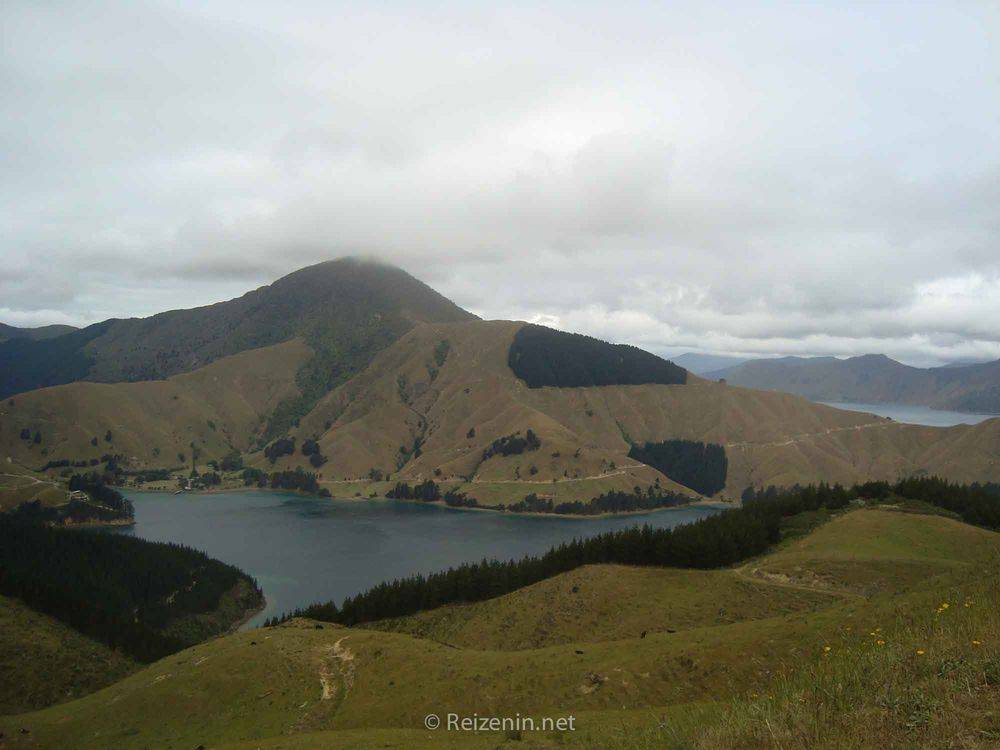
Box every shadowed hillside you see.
[0,322,77,343]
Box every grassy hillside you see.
[0,339,311,469]
[0,594,137,715]
[271,320,1000,499]
[0,258,475,407]
[746,506,1000,595]
[4,314,1000,503]
[0,462,66,511]
[369,563,837,649]
[710,353,1000,414]
[2,508,996,748]
[3,263,999,505]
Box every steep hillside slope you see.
[269,320,1000,498]
[0,322,77,343]
[3,509,996,749]
[0,339,311,467]
[5,314,1000,500]
[0,594,138,714]
[709,353,1000,414]
[0,258,476,411]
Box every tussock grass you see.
[603,558,1000,749]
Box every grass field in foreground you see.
[370,563,837,650]
[1,508,997,749]
[0,594,138,715]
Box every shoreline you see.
[230,593,267,633]
[119,484,735,519]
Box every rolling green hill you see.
[0,594,138,715]
[2,507,996,749]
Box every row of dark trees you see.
[242,467,331,496]
[382,480,691,516]
[274,476,999,628]
[548,486,689,515]
[628,439,728,496]
[386,480,442,501]
[0,516,262,662]
[38,453,119,473]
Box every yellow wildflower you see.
[915,650,924,655]
[876,639,885,646]
[972,640,981,646]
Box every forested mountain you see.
[707,353,1000,413]
[0,258,475,410]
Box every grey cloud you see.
[1,0,999,366]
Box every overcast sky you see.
[2,1,998,366]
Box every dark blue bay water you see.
[113,491,723,628]
[819,401,997,427]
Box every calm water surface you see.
[115,491,722,628]
[820,401,997,427]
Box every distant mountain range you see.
[2,258,999,501]
[0,322,77,343]
[706,354,1000,414]
[670,353,751,375]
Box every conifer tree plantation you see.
[0,517,263,662]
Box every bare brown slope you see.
[0,340,310,468]
[276,320,1000,498]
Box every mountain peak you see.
[0,258,475,400]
